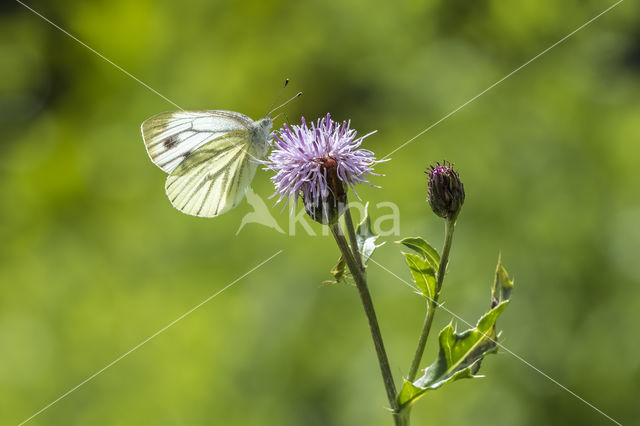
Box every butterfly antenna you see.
[266,79,290,116]
[269,92,302,116]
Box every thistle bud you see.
[426,161,465,220]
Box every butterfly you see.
[141,110,273,218]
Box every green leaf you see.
[402,252,437,299]
[397,259,515,408]
[491,255,514,308]
[397,237,440,270]
[325,255,349,285]
[355,203,384,266]
[397,300,510,408]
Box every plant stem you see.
[343,206,363,270]
[406,218,456,382]
[329,222,400,423]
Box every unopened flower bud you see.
[426,161,465,220]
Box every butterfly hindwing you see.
[164,130,261,217]
[141,110,253,173]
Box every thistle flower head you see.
[264,113,380,224]
[426,161,465,220]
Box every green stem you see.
[343,206,363,270]
[329,222,401,424]
[406,218,456,382]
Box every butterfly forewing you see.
[141,111,253,173]
[164,130,262,217]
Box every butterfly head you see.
[257,116,273,141]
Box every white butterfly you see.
[141,110,272,218]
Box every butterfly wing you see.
[141,110,253,173]
[164,130,266,217]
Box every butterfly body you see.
[251,116,274,147]
[141,110,272,218]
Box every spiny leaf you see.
[397,367,475,409]
[397,237,440,270]
[402,252,437,299]
[491,255,514,308]
[356,203,384,266]
[397,260,514,409]
[397,301,510,408]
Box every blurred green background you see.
[1,0,639,425]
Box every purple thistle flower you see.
[264,113,381,224]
